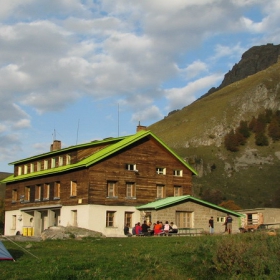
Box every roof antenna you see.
[118,103,120,137]
[76,119,80,145]
[52,129,56,141]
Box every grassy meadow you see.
[1,233,280,280]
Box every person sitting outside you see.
[164,221,170,235]
[124,224,132,237]
[132,223,137,235]
[135,222,142,236]
[141,220,150,236]
[169,222,178,234]
[154,221,163,236]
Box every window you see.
[37,161,41,171]
[51,158,56,168]
[44,160,48,170]
[156,167,166,175]
[126,163,137,171]
[12,189,17,202]
[30,163,34,173]
[174,186,182,197]
[54,181,61,199]
[24,165,28,174]
[217,217,226,223]
[18,166,22,176]
[126,182,136,198]
[124,212,133,228]
[35,185,41,201]
[72,210,77,227]
[70,181,77,197]
[58,156,63,166]
[25,186,30,201]
[156,184,165,199]
[66,155,71,165]
[11,215,16,230]
[107,181,117,197]
[43,183,50,200]
[106,211,115,227]
[176,211,193,228]
[173,169,182,176]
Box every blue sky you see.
[0,0,280,172]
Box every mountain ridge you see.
[149,45,280,208]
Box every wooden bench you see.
[155,228,204,237]
[177,228,204,236]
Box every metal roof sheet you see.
[2,130,197,183]
[136,195,244,217]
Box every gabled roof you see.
[136,195,243,217]
[9,136,127,165]
[2,130,197,183]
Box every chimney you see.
[50,140,61,152]
[136,121,147,132]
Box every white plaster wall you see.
[4,210,22,236]
[60,205,141,237]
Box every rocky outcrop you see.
[200,43,280,99]
[41,226,105,240]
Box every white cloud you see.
[131,105,163,123]
[12,119,31,130]
[211,43,245,61]
[181,61,208,80]
[0,0,278,171]
[165,74,223,111]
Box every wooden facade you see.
[3,128,197,237]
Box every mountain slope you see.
[149,59,280,208]
[201,43,280,99]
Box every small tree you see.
[268,118,280,141]
[224,129,239,152]
[264,109,273,123]
[219,200,241,210]
[249,116,257,131]
[255,132,269,146]
[237,120,250,138]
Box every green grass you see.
[2,233,280,280]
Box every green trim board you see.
[2,130,197,183]
[136,195,244,217]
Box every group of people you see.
[124,220,178,237]
[208,214,233,234]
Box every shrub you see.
[255,132,269,146]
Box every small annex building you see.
[3,127,197,237]
[236,208,280,231]
[137,195,243,234]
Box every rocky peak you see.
[200,43,280,99]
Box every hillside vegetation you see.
[149,59,280,208]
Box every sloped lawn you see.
[1,233,280,279]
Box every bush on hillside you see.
[219,200,241,210]
[255,132,269,146]
[224,129,239,152]
[268,117,280,141]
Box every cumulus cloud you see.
[181,60,208,80]
[165,74,223,111]
[12,119,31,130]
[0,0,278,170]
[131,105,163,123]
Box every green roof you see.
[9,136,127,165]
[136,195,243,217]
[2,130,197,183]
